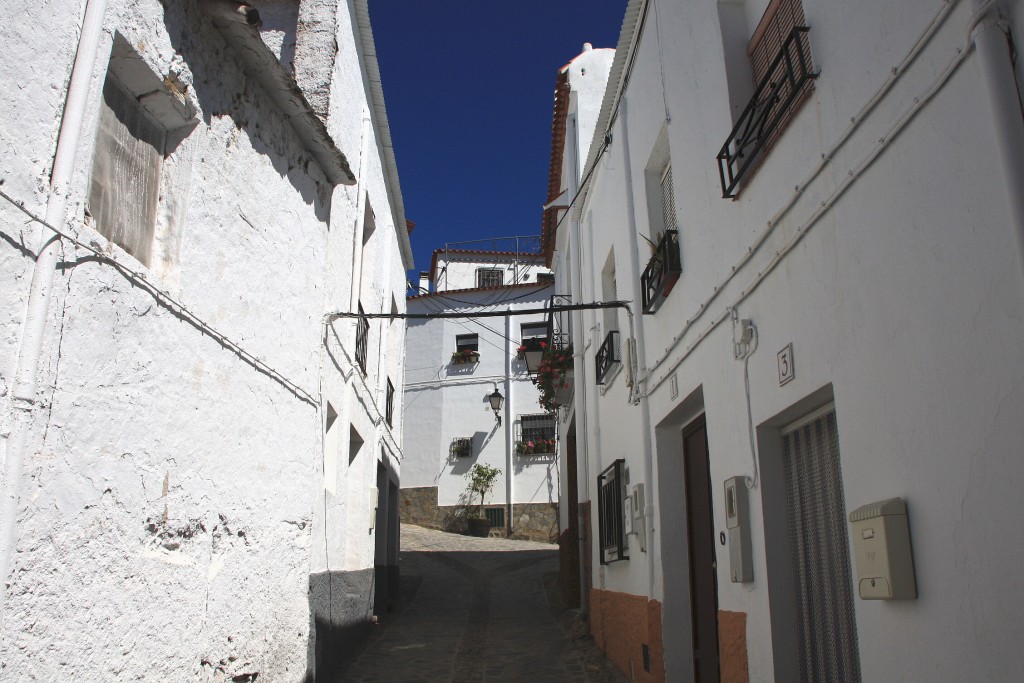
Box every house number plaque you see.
[778,343,795,386]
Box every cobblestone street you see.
[338,525,627,682]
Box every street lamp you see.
[488,387,504,426]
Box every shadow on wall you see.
[304,569,374,682]
[161,2,331,219]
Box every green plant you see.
[535,345,573,411]
[465,463,501,518]
[451,348,480,364]
[515,438,556,455]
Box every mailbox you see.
[848,497,917,600]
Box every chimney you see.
[418,271,430,294]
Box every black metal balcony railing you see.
[355,303,369,375]
[717,26,816,198]
[595,330,621,385]
[640,231,682,314]
[546,294,572,350]
[385,378,395,427]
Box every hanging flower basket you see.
[451,349,480,364]
[536,345,574,411]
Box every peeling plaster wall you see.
[0,0,406,680]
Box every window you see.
[385,378,395,427]
[520,322,547,341]
[717,0,816,197]
[537,272,555,285]
[89,71,165,267]
[88,34,196,269]
[455,334,478,352]
[476,268,504,288]
[598,459,627,563]
[450,437,473,458]
[781,405,860,680]
[516,413,556,455]
[355,303,369,375]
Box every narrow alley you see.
[338,526,627,683]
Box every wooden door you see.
[683,417,720,682]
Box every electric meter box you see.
[848,497,916,600]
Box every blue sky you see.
[368,2,627,286]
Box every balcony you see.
[717,26,816,198]
[355,303,369,374]
[640,231,681,314]
[595,330,621,385]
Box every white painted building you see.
[0,1,412,679]
[546,1,1024,681]
[401,248,561,542]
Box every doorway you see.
[682,416,720,682]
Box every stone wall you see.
[400,487,558,543]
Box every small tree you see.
[465,463,501,519]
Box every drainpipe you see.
[970,0,1024,289]
[505,312,514,537]
[0,0,109,625]
[619,98,659,601]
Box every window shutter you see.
[660,164,677,232]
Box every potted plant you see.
[515,437,556,456]
[451,348,480,364]
[465,463,501,537]
[535,345,574,411]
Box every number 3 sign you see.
[778,344,795,386]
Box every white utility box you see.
[848,497,917,600]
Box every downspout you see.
[505,311,514,537]
[568,112,591,616]
[619,97,659,600]
[970,0,1024,288]
[0,0,109,625]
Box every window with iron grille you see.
[385,378,395,427]
[476,268,504,288]
[355,303,369,375]
[782,405,861,681]
[659,164,678,233]
[450,437,473,458]
[595,330,621,385]
[598,459,627,564]
[537,272,555,285]
[484,507,505,528]
[516,413,556,455]
[717,0,816,197]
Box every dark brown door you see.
[683,417,720,682]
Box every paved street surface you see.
[338,525,628,682]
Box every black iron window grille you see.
[450,437,472,458]
[516,413,556,456]
[717,25,816,198]
[484,507,505,528]
[476,268,504,288]
[355,303,369,375]
[596,330,621,385]
[599,459,627,564]
[385,378,395,427]
[640,231,682,314]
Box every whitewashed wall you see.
[404,284,558,513]
[434,256,550,292]
[0,0,408,680]
[562,0,1024,680]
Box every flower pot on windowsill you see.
[451,351,480,365]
